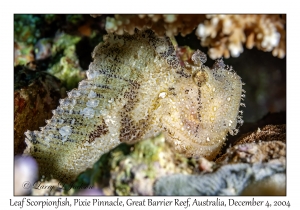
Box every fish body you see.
[24,30,243,182]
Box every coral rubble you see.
[217,125,286,164]
[96,14,285,59]
[196,15,286,59]
[105,14,206,37]
[154,123,286,196]
[70,134,198,196]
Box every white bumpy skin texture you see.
[23,29,244,183]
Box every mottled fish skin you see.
[23,29,244,183]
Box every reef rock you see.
[154,161,285,196]
[217,124,286,164]
[154,124,286,196]
[70,134,198,196]
[14,66,65,155]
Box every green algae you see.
[48,32,85,90]
[69,134,198,195]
